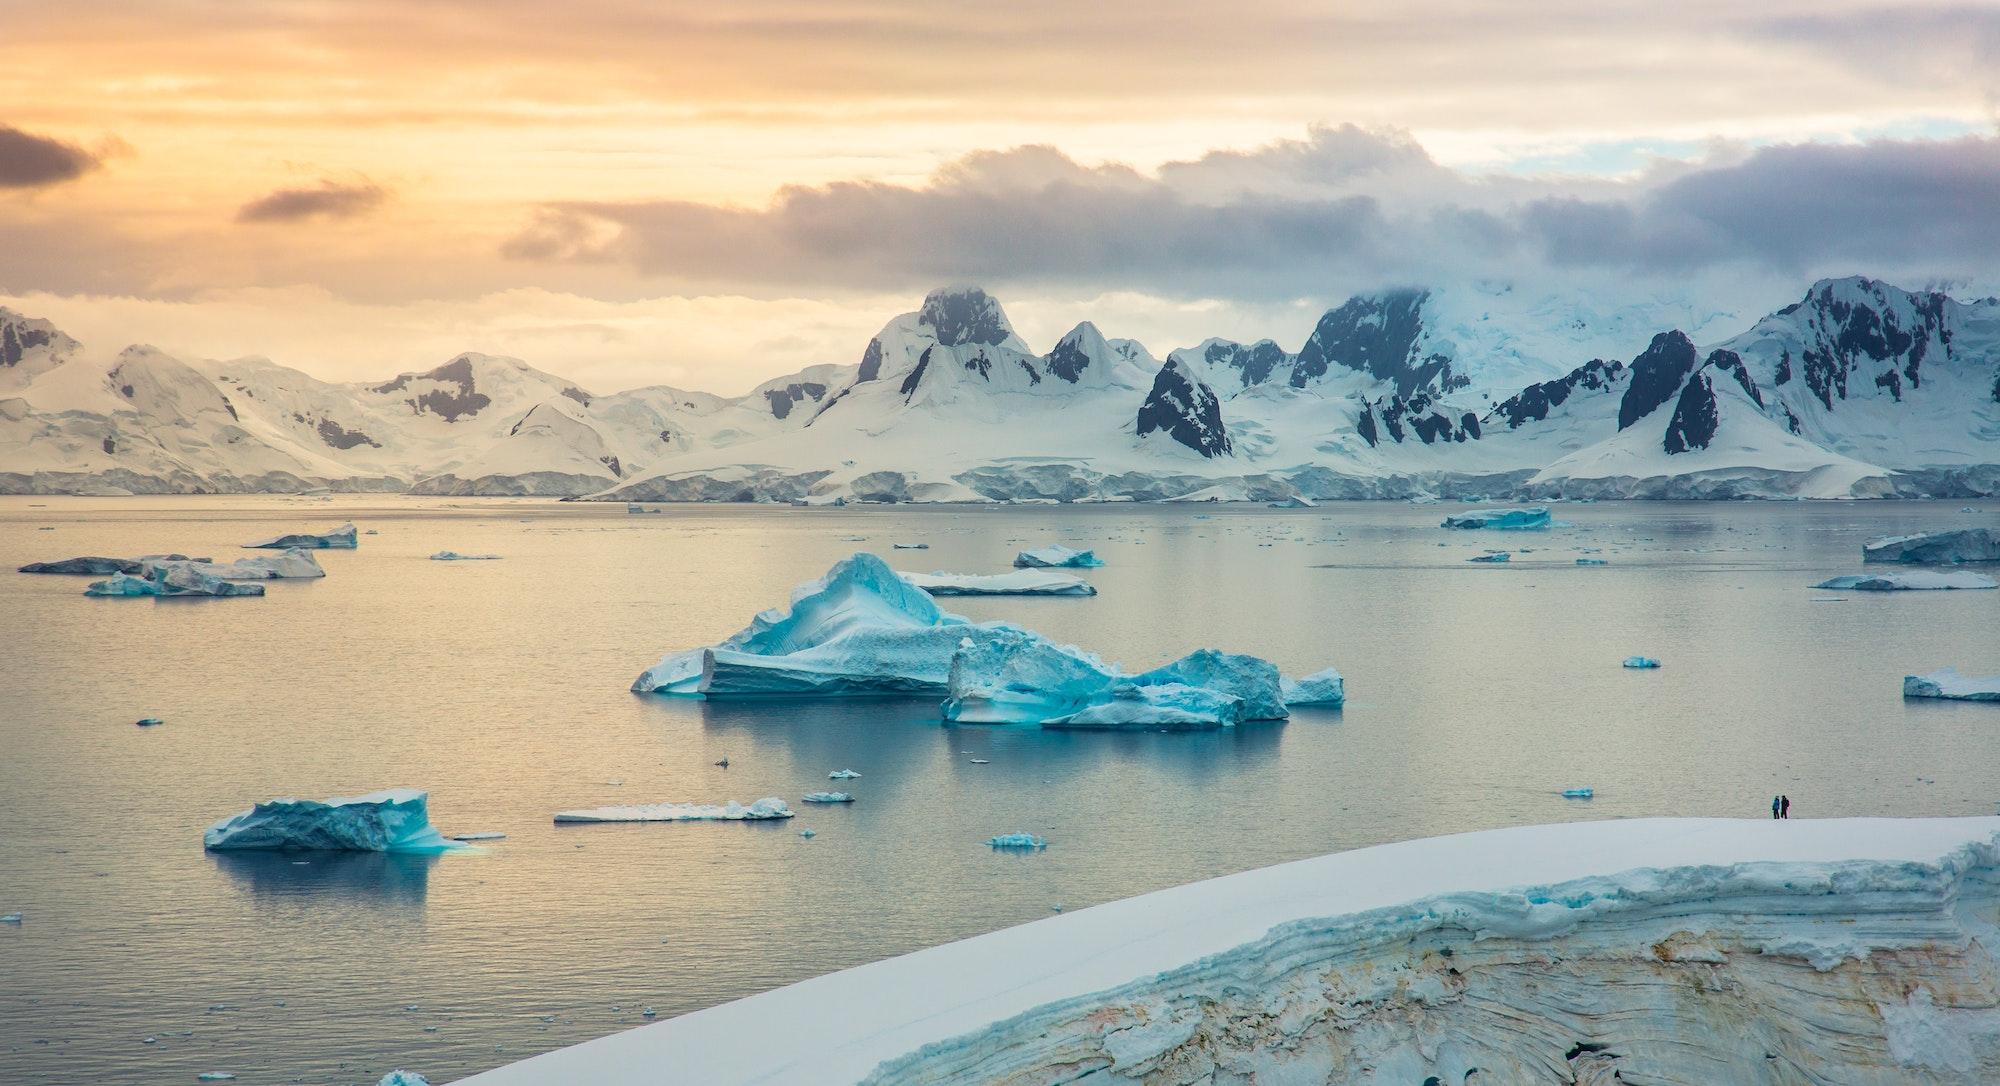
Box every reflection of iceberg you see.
[1813,572,1996,591]
[1013,545,1103,569]
[243,522,359,549]
[899,570,1096,597]
[203,789,462,852]
[1904,669,2000,702]
[1863,528,2000,564]
[553,798,794,823]
[1441,507,1551,530]
[210,848,438,906]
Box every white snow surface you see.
[458,817,2000,1086]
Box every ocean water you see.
[2,496,1997,1085]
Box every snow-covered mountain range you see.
[4,277,1996,500]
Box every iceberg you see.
[1280,668,1345,707]
[242,522,358,549]
[1267,495,1316,509]
[143,549,325,580]
[802,792,854,804]
[1440,507,1551,530]
[378,1074,430,1086]
[552,798,794,823]
[19,553,201,575]
[1812,571,1997,591]
[947,640,1284,727]
[898,570,1096,596]
[431,551,502,561]
[1561,787,1595,799]
[85,570,265,597]
[828,769,862,780]
[1863,528,2000,564]
[891,543,929,550]
[1575,557,1608,565]
[1047,683,1245,728]
[203,789,463,852]
[987,833,1046,849]
[1623,656,1662,669]
[1132,649,1284,721]
[1013,545,1104,569]
[1903,669,2000,702]
[1467,552,1510,563]
[136,717,163,727]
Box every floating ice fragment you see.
[242,522,357,549]
[1280,668,1345,707]
[1013,545,1104,569]
[988,833,1046,850]
[0,913,20,923]
[552,798,794,823]
[451,832,506,842]
[1561,788,1595,799]
[136,717,163,727]
[86,570,265,597]
[828,769,862,780]
[1468,553,1511,563]
[802,792,853,804]
[203,789,464,853]
[1903,669,2000,702]
[899,570,1096,596]
[377,1075,430,1086]
[891,543,929,550]
[1441,507,1551,530]
[800,829,816,838]
[1623,656,1662,669]
[196,1074,236,1081]
[968,758,990,764]
[1576,558,1608,566]
[1812,572,1996,591]
[431,551,502,561]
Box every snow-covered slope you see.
[4,277,1995,499]
[459,817,2000,1086]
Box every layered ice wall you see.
[456,818,2000,1086]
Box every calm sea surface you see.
[3,496,1997,1084]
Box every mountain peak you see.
[917,287,1014,348]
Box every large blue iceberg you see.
[1442,507,1551,530]
[203,789,462,852]
[243,522,359,550]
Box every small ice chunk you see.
[136,717,163,727]
[197,1074,237,1081]
[890,543,929,550]
[242,522,358,549]
[1623,656,1662,669]
[641,1007,657,1018]
[552,797,794,823]
[828,769,862,780]
[431,551,502,561]
[450,832,507,842]
[1013,545,1104,569]
[377,1073,430,1086]
[988,833,1046,849]
[1280,668,1345,707]
[899,570,1096,596]
[1575,558,1608,566]
[802,792,853,803]
[0,913,21,923]
[1561,787,1595,799]
[1467,552,1510,563]
[799,828,816,838]
[1441,507,1551,530]
[203,789,464,853]
[1903,669,2000,702]
[1812,572,1996,591]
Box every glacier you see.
[1013,545,1104,569]
[453,817,2000,1086]
[1814,572,1997,591]
[202,789,462,852]
[1904,669,2000,702]
[552,798,794,823]
[243,522,359,549]
[898,570,1096,596]
[1864,529,2000,565]
[1440,507,1551,530]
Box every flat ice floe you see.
[1813,571,1997,591]
[203,789,462,852]
[1012,545,1104,568]
[552,798,794,823]
[456,817,2000,1086]
[898,570,1096,596]
[1904,668,2000,702]
[1440,506,1551,529]
[1623,655,1662,668]
[19,553,201,575]
[1863,527,2000,564]
[431,551,502,561]
[242,521,359,549]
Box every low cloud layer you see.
[237,179,389,223]
[0,125,101,189]
[502,126,2000,300]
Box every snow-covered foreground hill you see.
[4,277,1996,500]
[459,817,2000,1085]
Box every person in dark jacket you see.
[1780,795,1791,819]
[1772,795,1781,819]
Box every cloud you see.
[236,179,389,223]
[0,125,103,189]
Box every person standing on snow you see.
[1781,795,1791,819]
[1772,795,1781,819]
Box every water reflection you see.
[210,848,438,907]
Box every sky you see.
[2,0,1997,395]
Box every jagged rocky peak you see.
[1754,276,1960,409]
[1487,358,1627,430]
[0,307,79,382]
[1291,288,1464,398]
[1042,322,1110,384]
[1136,358,1231,458]
[1663,350,1764,455]
[917,286,1016,348]
[1355,388,1480,448]
[1200,339,1292,389]
[1617,330,1700,430]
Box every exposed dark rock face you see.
[1356,401,1379,447]
[1016,358,1041,385]
[560,386,591,406]
[918,288,1011,347]
[1703,349,1762,407]
[316,418,380,449]
[600,455,622,476]
[856,338,884,383]
[1618,331,1700,430]
[1291,290,1465,397]
[962,350,992,380]
[1359,388,1478,446]
[1663,374,1719,454]
[373,357,491,421]
[1488,358,1626,429]
[762,381,828,419]
[102,436,116,454]
[1043,333,1096,383]
[1136,360,1231,457]
[1201,340,1290,388]
[1785,278,1953,410]
[1,319,54,367]
[899,347,932,400]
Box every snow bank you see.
[1864,528,2000,564]
[242,522,358,549]
[1904,669,2000,702]
[1813,571,1997,591]
[1013,545,1104,568]
[457,817,2000,1086]
[553,798,794,823]
[1441,506,1551,529]
[203,789,461,853]
[899,570,1096,596]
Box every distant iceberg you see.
[145,549,325,580]
[802,792,854,804]
[1561,787,1595,799]
[203,789,462,852]
[1467,552,1510,563]
[1280,668,1345,707]
[553,798,794,823]
[891,543,929,550]
[86,569,265,597]
[1013,545,1104,569]
[947,640,1284,727]
[899,570,1096,597]
[1863,528,2000,564]
[1813,571,1996,591]
[1903,669,2000,702]
[20,553,200,575]
[987,833,1046,850]
[828,769,862,780]
[243,522,358,549]
[1267,495,1316,509]
[1575,557,1608,566]
[1441,507,1551,530]
[1623,656,1662,669]
[431,551,502,561]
